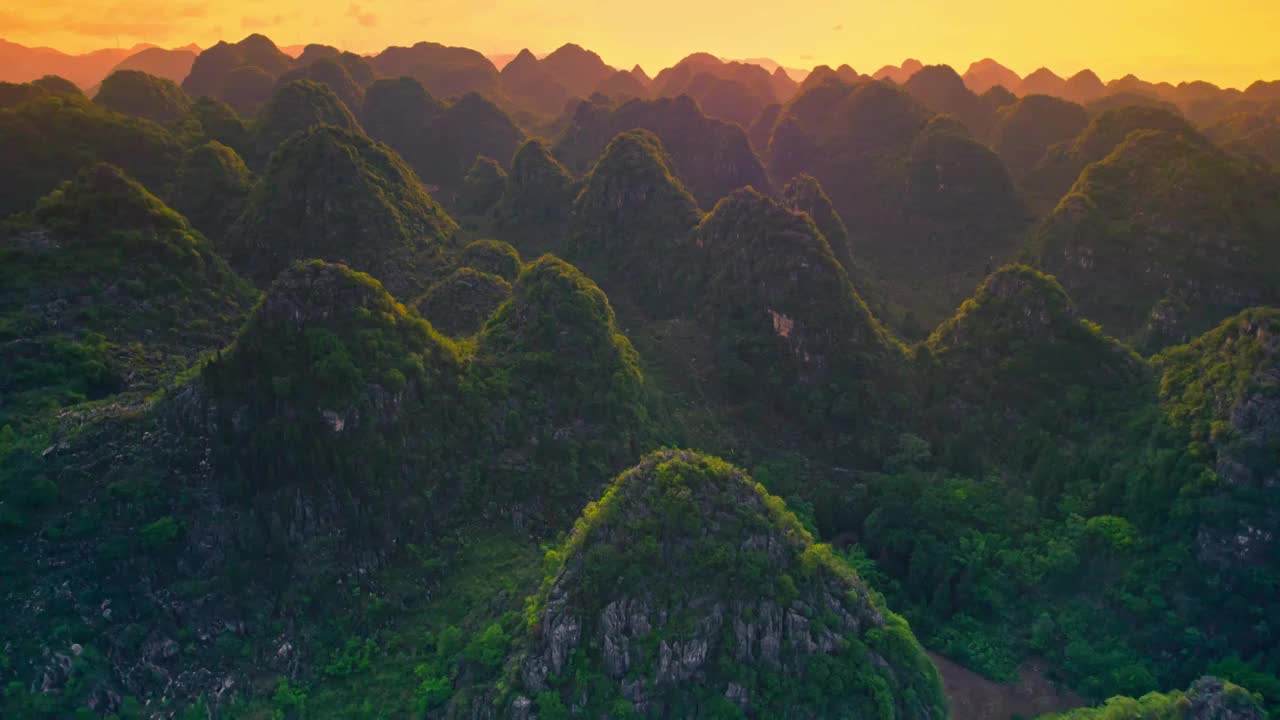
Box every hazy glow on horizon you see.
[1,0,1277,88]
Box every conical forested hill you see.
[1025,104,1199,211]
[93,69,193,124]
[566,129,702,313]
[190,95,251,154]
[500,49,571,117]
[359,79,524,204]
[460,238,522,281]
[417,267,512,338]
[501,449,946,719]
[368,41,506,104]
[225,124,458,295]
[766,79,930,229]
[495,138,577,250]
[902,63,996,139]
[0,93,182,217]
[593,69,648,101]
[780,173,853,272]
[414,92,526,202]
[540,42,616,97]
[456,155,508,216]
[921,265,1150,462]
[166,140,254,244]
[170,259,469,582]
[1031,129,1280,350]
[359,76,444,153]
[249,79,362,166]
[469,257,650,504]
[553,95,770,207]
[990,94,1089,182]
[275,54,371,113]
[768,79,1031,332]
[0,164,257,425]
[182,34,296,115]
[690,187,908,437]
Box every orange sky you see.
[2,0,1278,88]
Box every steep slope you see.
[1025,104,1200,212]
[767,79,931,226]
[358,80,523,203]
[225,125,457,295]
[495,139,578,251]
[92,69,193,124]
[107,46,196,84]
[540,43,617,97]
[503,450,946,719]
[393,92,525,203]
[460,239,523,282]
[1086,91,1181,116]
[1031,130,1280,349]
[0,94,182,217]
[963,58,1021,94]
[196,260,467,560]
[416,268,512,337]
[500,49,572,117]
[566,130,703,313]
[0,164,257,425]
[689,188,908,434]
[249,79,361,166]
[991,94,1089,181]
[872,58,925,84]
[652,54,781,127]
[923,265,1149,457]
[769,80,1030,329]
[166,140,254,244]
[553,95,770,207]
[181,34,295,115]
[593,69,649,101]
[275,55,369,113]
[1155,308,1280,570]
[368,42,504,101]
[190,96,250,154]
[904,64,997,139]
[358,76,445,157]
[1017,67,1067,98]
[780,173,853,272]
[0,39,141,88]
[747,102,782,153]
[771,65,801,100]
[457,156,509,215]
[1063,69,1106,104]
[1205,105,1280,167]
[467,256,651,509]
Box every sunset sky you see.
[2,0,1277,88]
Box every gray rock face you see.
[1187,677,1267,720]
[501,450,946,719]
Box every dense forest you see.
[1,31,1278,720]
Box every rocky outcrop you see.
[1155,308,1280,568]
[503,450,945,719]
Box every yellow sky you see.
[2,0,1277,88]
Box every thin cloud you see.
[61,18,177,38]
[0,10,36,32]
[240,13,299,29]
[346,4,378,27]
